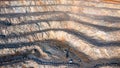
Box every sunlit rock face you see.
[0,0,120,68]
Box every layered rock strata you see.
[0,0,120,68]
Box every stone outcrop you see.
[0,0,120,68]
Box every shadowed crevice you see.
[0,12,119,32]
[0,39,91,67]
[0,39,91,60]
[92,58,120,68]
[1,10,120,24]
[67,12,120,23]
[0,3,120,10]
[0,20,12,27]
[9,15,120,32]
[0,29,120,47]
[4,39,119,67]
[72,18,120,32]
[0,11,66,18]
[84,14,120,23]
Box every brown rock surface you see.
[0,0,120,68]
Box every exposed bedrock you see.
[0,0,120,68]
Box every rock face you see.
[0,0,120,68]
